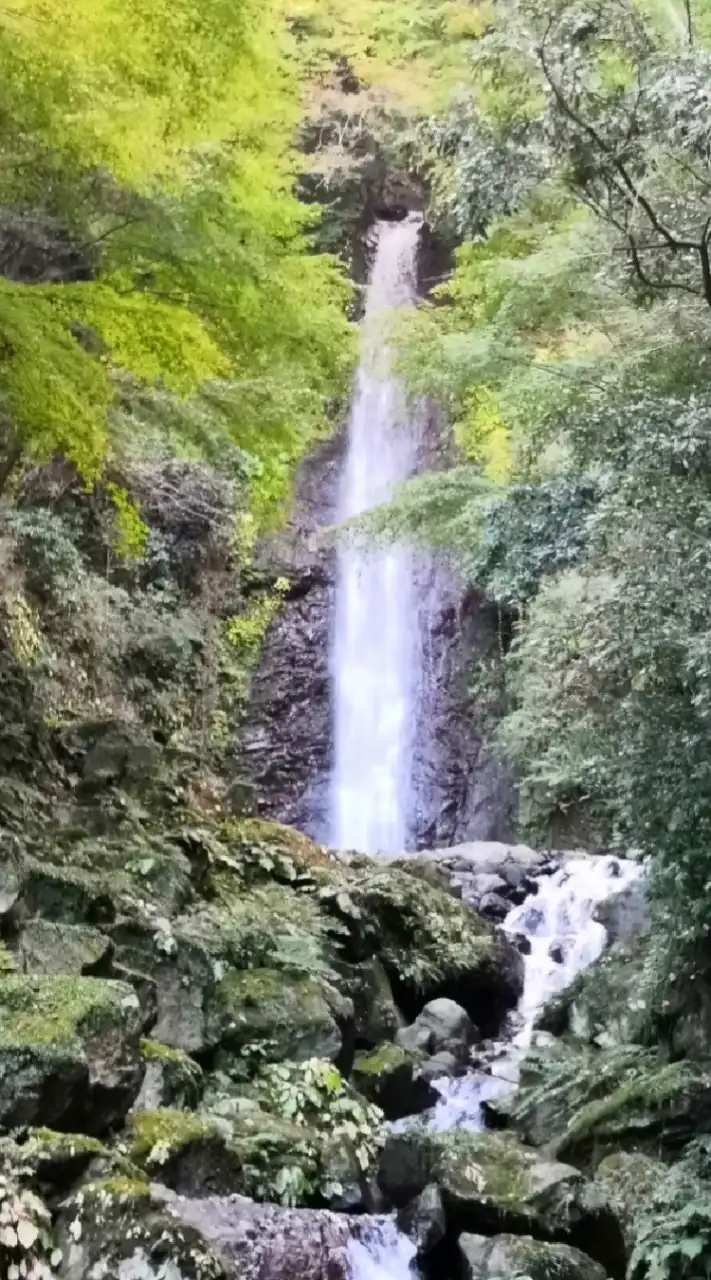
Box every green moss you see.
[128,1108,214,1161]
[140,1039,192,1064]
[353,1043,411,1074]
[30,1127,107,1156]
[0,974,139,1054]
[80,1175,151,1201]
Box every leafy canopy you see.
[0,0,353,519]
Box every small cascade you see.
[347,1220,417,1280]
[331,216,428,855]
[505,854,643,1048]
[425,853,644,1132]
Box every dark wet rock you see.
[397,1184,446,1256]
[512,933,532,956]
[478,892,510,922]
[593,878,648,946]
[338,957,403,1049]
[352,1043,437,1120]
[0,974,144,1133]
[459,1232,608,1280]
[549,943,565,965]
[377,1128,623,1272]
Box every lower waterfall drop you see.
[331,215,427,855]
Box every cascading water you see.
[424,853,645,1133]
[331,216,426,855]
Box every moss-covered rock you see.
[348,866,523,1032]
[378,1129,623,1273]
[56,1179,230,1280]
[508,1041,711,1165]
[0,973,144,1132]
[13,920,112,976]
[352,1042,436,1120]
[125,1104,338,1204]
[136,1040,205,1110]
[215,968,341,1064]
[459,1232,607,1280]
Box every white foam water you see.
[347,1220,417,1280]
[426,853,644,1131]
[331,216,426,855]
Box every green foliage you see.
[250,1057,384,1202]
[0,0,353,523]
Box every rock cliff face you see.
[241,435,513,847]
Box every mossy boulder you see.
[378,1130,623,1273]
[352,1042,436,1120]
[0,973,144,1132]
[348,866,523,1032]
[23,828,193,924]
[459,1233,607,1280]
[125,1104,343,1204]
[56,1179,230,1280]
[13,920,111,976]
[215,969,341,1064]
[508,1041,711,1165]
[136,1040,205,1110]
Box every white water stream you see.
[331,216,426,855]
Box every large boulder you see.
[377,1129,623,1272]
[352,1042,437,1120]
[397,998,477,1062]
[459,1233,607,1280]
[348,866,523,1032]
[215,969,342,1064]
[592,879,648,946]
[0,973,144,1133]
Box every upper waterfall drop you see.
[331,216,426,855]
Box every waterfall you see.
[331,216,426,855]
[347,1220,417,1280]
